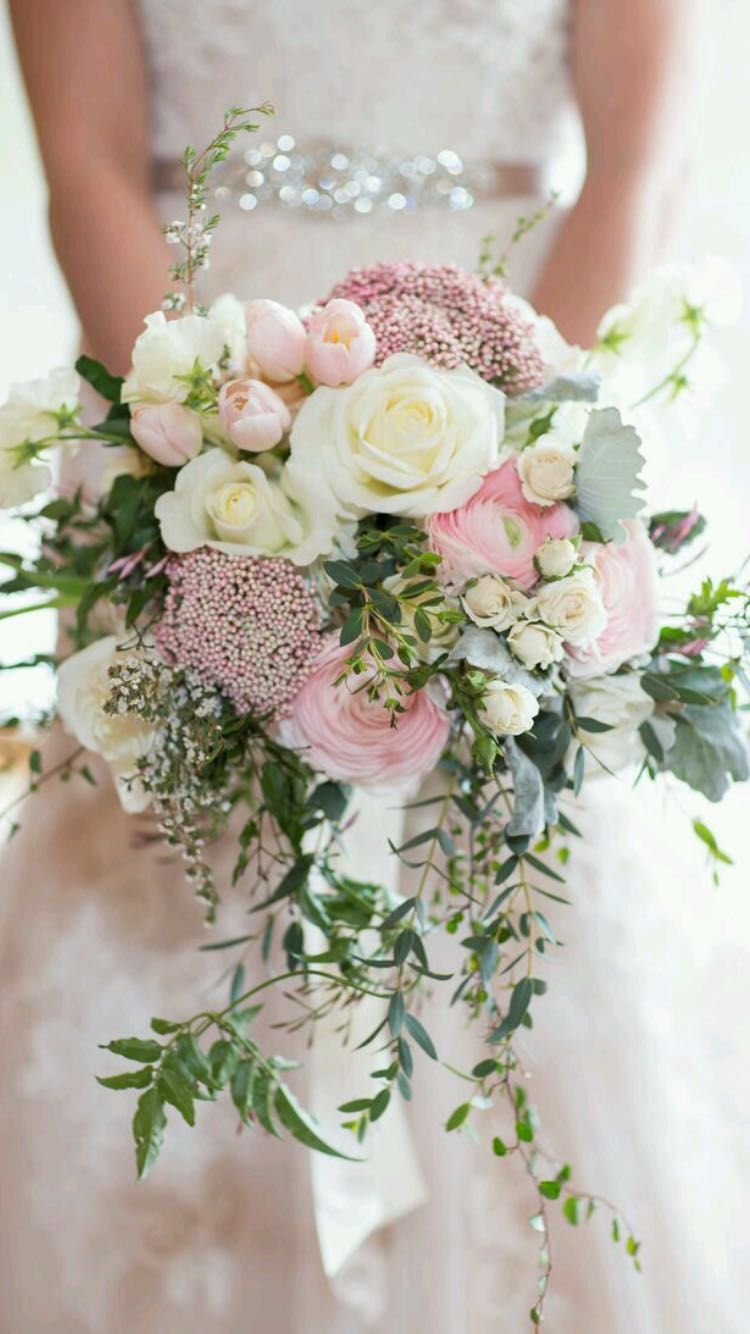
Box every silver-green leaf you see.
[664,703,749,802]
[575,407,646,543]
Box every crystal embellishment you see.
[153,134,543,219]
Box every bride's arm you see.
[531,0,696,345]
[10,0,169,373]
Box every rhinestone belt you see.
[153,134,547,217]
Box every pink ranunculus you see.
[282,635,450,788]
[305,299,377,386]
[218,377,291,452]
[245,299,307,382]
[565,519,659,677]
[427,457,578,591]
[130,402,203,467]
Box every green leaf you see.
[251,1068,281,1137]
[492,1136,508,1156]
[174,1034,214,1088]
[665,703,749,801]
[523,371,601,404]
[403,1012,438,1060]
[132,1087,167,1180]
[230,1060,256,1121]
[370,1088,391,1122]
[209,1039,238,1087]
[574,406,646,542]
[337,1098,373,1114]
[573,743,585,796]
[105,1037,163,1064]
[398,1037,413,1078]
[446,1102,471,1131]
[388,992,405,1037]
[150,1017,181,1035]
[274,1084,361,1159]
[539,1180,561,1200]
[158,1066,196,1127]
[339,608,364,646]
[563,1196,580,1225]
[381,897,417,931]
[75,353,124,403]
[97,1067,153,1091]
[490,975,534,1043]
[323,560,361,589]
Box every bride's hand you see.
[531,0,697,346]
[10,0,171,373]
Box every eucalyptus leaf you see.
[575,407,646,543]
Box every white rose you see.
[289,353,506,517]
[479,679,539,737]
[517,439,577,507]
[507,620,565,671]
[569,674,655,776]
[0,367,80,508]
[155,447,342,566]
[531,569,607,647]
[122,311,226,405]
[57,637,155,812]
[462,574,528,631]
[534,536,578,580]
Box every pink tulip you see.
[305,299,376,386]
[130,402,203,467]
[427,457,578,591]
[218,377,291,452]
[282,635,450,788]
[245,299,307,382]
[566,519,659,677]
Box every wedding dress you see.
[2,3,748,1332]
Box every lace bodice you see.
[136,0,574,166]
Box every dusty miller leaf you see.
[522,371,602,404]
[449,628,544,697]
[505,738,546,839]
[575,407,646,543]
[664,703,749,802]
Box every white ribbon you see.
[304,789,428,1281]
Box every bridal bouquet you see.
[2,110,748,1321]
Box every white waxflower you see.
[479,679,539,737]
[122,311,226,405]
[530,568,607,647]
[534,536,578,580]
[155,447,343,566]
[289,353,506,517]
[507,620,565,671]
[569,674,655,776]
[57,637,155,813]
[461,574,528,631]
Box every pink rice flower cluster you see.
[324,262,544,393]
[155,548,322,719]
